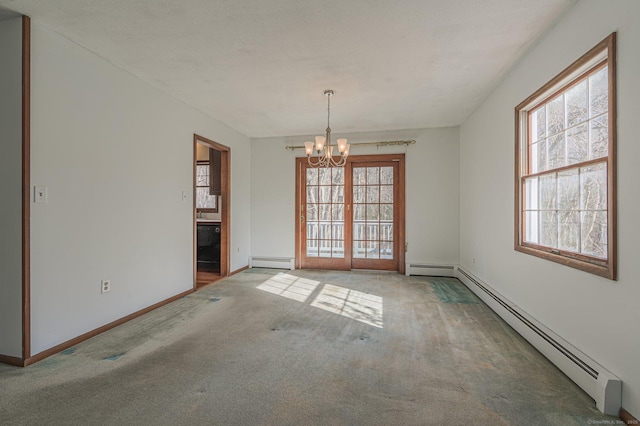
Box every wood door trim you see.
[194,134,230,289]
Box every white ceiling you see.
[0,0,576,138]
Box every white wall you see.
[251,128,459,266]
[0,17,23,358]
[459,0,640,416]
[29,21,251,355]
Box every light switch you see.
[34,186,48,203]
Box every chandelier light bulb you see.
[304,141,314,155]
[337,138,348,153]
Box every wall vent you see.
[405,263,456,277]
[249,256,295,270]
[456,267,621,416]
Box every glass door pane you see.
[352,164,396,269]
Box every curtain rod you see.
[284,139,415,151]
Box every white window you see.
[515,33,616,279]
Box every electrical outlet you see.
[182,191,188,202]
[237,247,240,252]
[101,280,111,294]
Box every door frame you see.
[193,134,231,288]
[295,153,405,274]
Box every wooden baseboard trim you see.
[621,408,639,425]
[230,265,249,276]
[0,354,25,367]
[22,288,194,367]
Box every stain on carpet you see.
[103,352,126,361]
[430,279,479,304]
[61,348,76,355]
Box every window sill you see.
[515,243,615,280]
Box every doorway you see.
[193,134,230,288]
[295,154,405,273]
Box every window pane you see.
[380,204,393,221]
[366,205,379,221]
[366,186,379,203]
[332,224,344,241]
[331,167,344,184]
[353,241,366,258]
[567,123,588,165]
[366,223,378,240]
[306,186,318,203]
[548,133,565,169]
[380,186,393,203]
[366,167,379,185]
[525,211,539,244]
[332,204,344,221]
[353,223,365,240]
[380,167,393,184]
[589,67,608,117]
[380,242,393,259]
[196,165,209,186]
[539,174,556,210]
[319,186,331,203]
[525,177,538,211]
[558,210,580,252]
[531,106,546,142]
[540,211,558,247]
[535,140,547,173]
[590,115,608,159]
[196,187,216,209]
[547,94,565,135]
[319,168,331,185]
[319,204,331,221]
[366,241,379,259]
[353,168,366,185]
[581,211,607,258]
[331,239,344,258]
[354,205,365,221]
[558,169,579,210]
[306,168,318,185]
[306,239,318,257]
[319,240,332,257]
[566,80,588,127]
[306,223,318,239]
[580,163,607,211]
[307,204,318,221]
[380,224,393,241]
[353,186,365,203]
[332,186,344,203]
[318,223,330,239]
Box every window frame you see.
[196,160,218,213]
[514,33,617,280]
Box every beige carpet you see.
[0,269,617,425]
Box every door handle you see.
[300,214,305,223]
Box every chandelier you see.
[304,89,349,167]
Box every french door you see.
[295,154,405,273]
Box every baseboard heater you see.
[456,267,621,416]
[248,256,295,270]
[405,263,456,277]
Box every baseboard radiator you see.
[456,267,621,416]
[405,263,456,277]
[248,256,295,270]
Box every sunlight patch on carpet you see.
[256,273,321,303]
[311,284,383,328]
